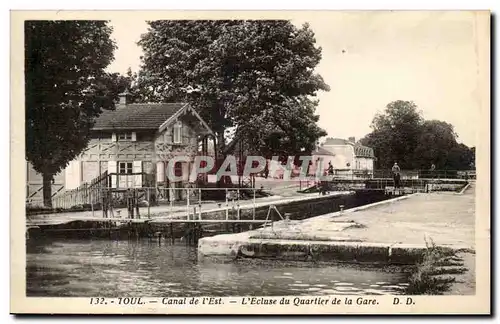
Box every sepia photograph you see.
[10,9,491,315]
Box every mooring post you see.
[170,223,174,244]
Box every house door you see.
[174,161,183,200]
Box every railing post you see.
[253,188,256,220]
[236,188,240,220]
[198,188,202,220]
[186,187,190,220]
[90,189,94,218]
[225,188,229,220]
[101,188,105,218]
[147,188,151,219]
[169,187,173,216]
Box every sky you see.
[106,12,481,147]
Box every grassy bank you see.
[405,238,469,295]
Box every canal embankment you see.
[198,183,475,264]
[198,182,475,294]
[27,189,394,241]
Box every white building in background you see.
[320,137,375,177]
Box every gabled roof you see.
[93,103,188,130]
[92,103,213,135]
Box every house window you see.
[118,133,132,141]
[173,121,182,144]
[118,162,133,174]
[174,162,183,177]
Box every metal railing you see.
[295,169,474,192]
[49,172,155,209]
[31,168,476,210]
[58,186,263,221]
[372,169,475,180]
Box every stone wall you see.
[189,191,388,224]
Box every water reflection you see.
[27,239,408,297]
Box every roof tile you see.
[92,103,187,130]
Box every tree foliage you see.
[359,100,475,170]
[25,20,117,206]
[134,20,329,158]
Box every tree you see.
[360,100,423,169]
[25,21,116,207]
[102,68,139,104]
[413,120,458,169]
[446,144,475,170]
[360,100,475,170]
[134,20,329,158]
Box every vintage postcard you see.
[10,10,490,315]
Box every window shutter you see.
[131,132,137,142]
[108,161,117,188]
[133,161,142,188]
[173,122,182,144]
[156,162,165,183]
[64,160,81,190]
[111,133,117,142]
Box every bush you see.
[404,238,458,295]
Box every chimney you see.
[348,136,356,143]
[118,90,131,107]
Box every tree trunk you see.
[42,172,53,208]
[215,131,232,187]
[216,131,225,157]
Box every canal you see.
[27,238,411,297]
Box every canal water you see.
[27,239,410,297]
